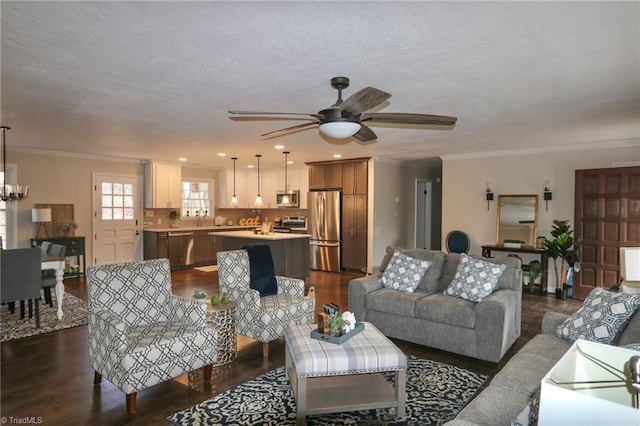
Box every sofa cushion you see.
[511,388,540,426]
[365,288,428,318]
[379,250,431,293]
[618,309,640,346]
[454,385,531,426]
[555,287,640,344]
[414,293,476,329]
[380,246,446,293]
[443,254,506,302]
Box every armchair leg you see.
[94,371,102,385]
[203,364,212,382]
[262,342,269,358]
[126,393,137,413]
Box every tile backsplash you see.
[143,207,308,228]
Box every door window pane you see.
[101,180,135,221]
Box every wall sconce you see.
[485,182,494,211]
[32,208,52,239]
[543,180,552,211]
[230,157,239,207]
[254,154,263,207]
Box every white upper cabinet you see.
[144,162,182,209]
[217,165,308,209]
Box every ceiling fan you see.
[229,76,457,143]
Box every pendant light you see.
[281,151,290,206]
[254,154,263,207]
[230,157,239,206]
[1,126,28,203]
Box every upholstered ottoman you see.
[284,322,407,425]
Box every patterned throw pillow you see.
[555,287,640,344]
[443,253,506,302]
[379,250,431,293]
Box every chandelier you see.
[1,126,28,202]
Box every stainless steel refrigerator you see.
[308,190,341,272]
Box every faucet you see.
[196,209,207,227]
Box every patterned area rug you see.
[1,293,88,342]
[168,356,487,425]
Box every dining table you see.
[41,252,66,320]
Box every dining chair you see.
[41,243,66,307]
[1,248,42,328]
[445,230,471,254]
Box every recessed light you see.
[178,157,187,162]
[274,145,284,149]
[217,153,226,157]
[247,165,254,168]
[333,154,342,158]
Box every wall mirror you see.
[496,195,538,247]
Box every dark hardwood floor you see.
[0,269,582,425]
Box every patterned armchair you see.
[86,259,218,413]
[217,249,315,358]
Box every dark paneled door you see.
[574,166,640,299]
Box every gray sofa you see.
[348,247,522,363]
[445,309,640,425]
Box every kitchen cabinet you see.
[144,162,182,209]
[342,194,367,271]
[210,233,224,265]
[261,169,278,208]
[342,160,368,195]
[307,158,370,271]
[308,163,342,190]
[193,230,214,266]
[143,231,168,261]
[221,168,249,208]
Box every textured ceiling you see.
[1,1,639,169]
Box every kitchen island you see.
[215,230,310,279]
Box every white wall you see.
[441,142,639,292]
[10,150,143,261]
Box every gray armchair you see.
[1,248,42,328]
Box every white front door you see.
[92,173,143,265]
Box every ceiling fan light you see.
[319,122,361,139]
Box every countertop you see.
[213,230,310,240]
[144,225,254,233]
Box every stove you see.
[273,216,306,233]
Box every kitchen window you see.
[181,179,213,219]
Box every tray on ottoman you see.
[310,322,364,344]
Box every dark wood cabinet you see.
[307,158,370,272]
[31,236,86,278]
[193,230,214,266]
[210,233,224,265]
[342,194,368,271]
[342,160,367,195]
[308,163,343,190]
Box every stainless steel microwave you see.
[276,190,300,208]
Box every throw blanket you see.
[243,244,278,297]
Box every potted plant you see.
[328,312,349,337]
[169,210,180,227]
[527,261,543,293]
[544,219,579,299]
[61,221,78,236]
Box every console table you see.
[31,236,86,279]
[481,245,548,296]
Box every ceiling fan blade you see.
[261,121,319,138]
[339,87,391,115]
[353,124,377,143]
[363,112,457,126]
[229,110,322,119]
